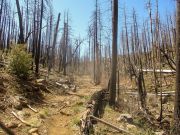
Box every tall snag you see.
[174,0,180,134]
[147,0,158,94]
[109,0,118,106]
[35,0,43,75]
[15,0,24,44]
[52,13,61,67]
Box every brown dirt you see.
[40,75,102,135]
[0,70,173,135]
[0,69,103,135]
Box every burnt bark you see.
[109,0,118,106]
[174,0,180,134]
[15,0,24,44]
[35,0,43,75]
[52,13,61,66]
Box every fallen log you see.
[80,89,108,134]
[65,92,84,98]
[79,89,132,135]
[125,91,175,96]
[138,69,175,73]
[11,111,36,127]
[56,82,69,89]
[90,115,133,135]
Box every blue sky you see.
[52,0,175,39]
[52,0,94,38]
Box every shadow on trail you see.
[16,79,45,104]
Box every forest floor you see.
[0,69,175,135]
[39,75,102,135]
[0,70,104,135]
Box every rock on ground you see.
[117,114,133,123]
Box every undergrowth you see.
[9,44,32,79]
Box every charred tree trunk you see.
[109,0,118,106]
[15,0,24,44]
[35,0,43,75]
[174,0,180,134]
[137,71,146,109]
[52,13,61,67]
[148,0,158,94]
[61,14,68,76]
[0,0,4,25]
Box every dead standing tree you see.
[15,0,25,44]
[62,18,68,75]
[93,0,101,85]
[88,0,102,85]
[35,0,44,75]
[147,0,158,94]
[58,12,70,75]
[52,13,61,67]
[109,0,118,106]
[133,9,147,110]
[174,0,180,134]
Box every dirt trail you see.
[44,75,102,135]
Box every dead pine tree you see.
[147,0,158,95]
[154,0,163,124]
[15,0,25,44]
[47,14,53,74]
[52,13,61,67]
[59,12,70,75]
[0,0,4,25]
[35,0,43,75]
[109,0,118,106]
[133,9,147,110]
[90,0,101,85]
[0,0,4,50]
[174,0,180,134]
[123,7,133,80]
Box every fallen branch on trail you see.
[138,69,175,73]
[90,115,133,135]
[56,82,69,89]
[65,91,84,98]
[138,109,158,127]
[35,85,53,94]
[60,111,71,116]
[58,104,68,111]
[27,105,38,113]
[11,111,36,127]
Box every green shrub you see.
[9,44,32,79]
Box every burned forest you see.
[0,0,179,135]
